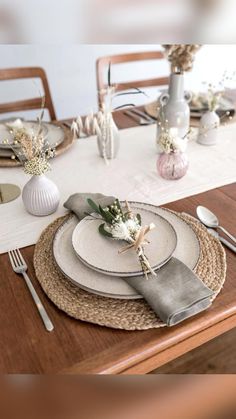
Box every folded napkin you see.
[64,192,116,220]
[64,193,215,326]
[126,258,214,326]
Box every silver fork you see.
[8,249,54,332]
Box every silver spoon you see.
[196,206,236,244]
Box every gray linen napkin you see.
[64,193,116,220]
[64,193,215,327]
[126,258,214,326]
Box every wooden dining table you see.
[0,109,236,374]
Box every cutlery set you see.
[124,109,156,125]
[182,206,236,253]
[196,206,236,243]
[8,248,54,332]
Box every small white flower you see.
[111,221,131,241]
[157,132,173,154]
[125,219,140,233]
[172,137,188,153]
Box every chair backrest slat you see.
[96,51,169,109]
[0,67,56,120]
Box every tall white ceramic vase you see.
[197,111,220,146]
[159,73,191,137]
[97,112,120,159]
[22,175,60,216]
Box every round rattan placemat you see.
[0,122,74,168]
[33,211,226,330]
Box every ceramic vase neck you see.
[168,73,185,101]
[30,174,47,183]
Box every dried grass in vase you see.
[6,98,56,175]
[163,44,201,73]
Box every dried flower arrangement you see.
[157,107,192,154]
[205,86,222,113]
[4,98,55,175]
[202,72,236,114]
[196,73,235,141]
[71,62,147,146]
[163,44,201,73]
[87,198,156,279]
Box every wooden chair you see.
[0,67,56,120]
[96,51,169,109]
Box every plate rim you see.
[71,205,178,277]
[52,215,141,299]
[0,120,64,149]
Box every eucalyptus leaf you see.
[99,223,113,238]
[108,62,111,87]
[136,213,142,225]
[115,87,148,98]
[87,198,101,214]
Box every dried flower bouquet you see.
[163,44,201,73]
[87,198,156,279]
[4,99,55,175]
[157,107,192,154]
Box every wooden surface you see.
[153,327,236,374]
[0,67,56,120]
[0,111,236,374]
[96,51,169,109]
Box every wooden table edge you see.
[121,313,236,375]
[60,306,236,375]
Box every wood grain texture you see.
[0,112,236,374]
[0,67,56,120]
[152,327,236,374]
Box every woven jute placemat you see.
[34,211,227,330]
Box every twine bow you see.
[118,223,157,279]
[118,224,155,254]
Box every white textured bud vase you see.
[22,175,60,216]
[197,111,220,146]
[97,112,120,159]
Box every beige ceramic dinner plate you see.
[0,121,48,147]
[72,207,177,277]
[52,204,200,299]
[0,121,64,150]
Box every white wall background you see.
[0,44,236,120]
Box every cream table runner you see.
[0,123,236,254]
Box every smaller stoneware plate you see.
[71,207,177,277]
